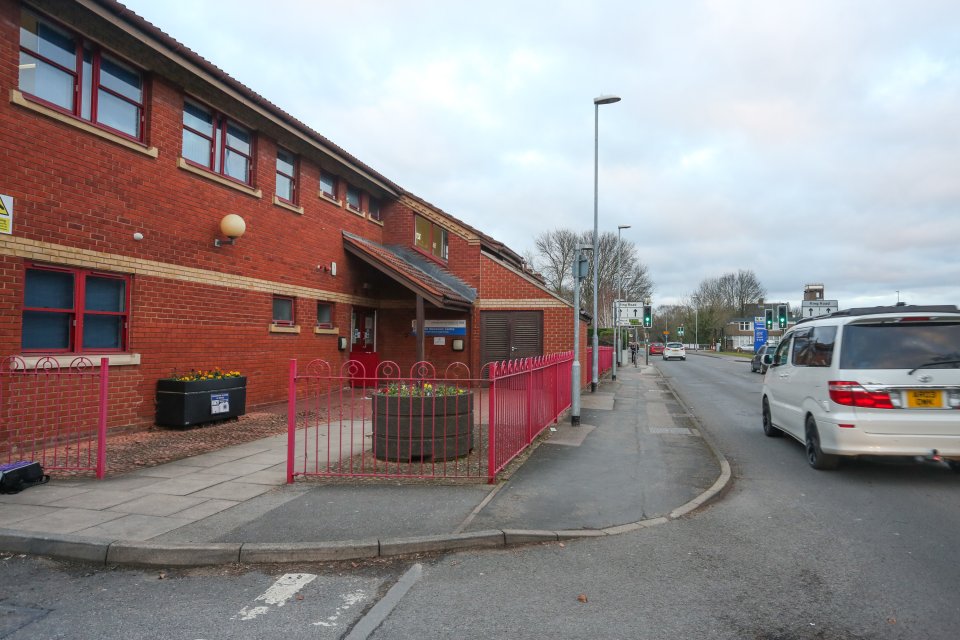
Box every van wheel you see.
[762,399,782,438]
[947,460,960,474]
[805,417,839,470]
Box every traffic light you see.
[643,305,652,328]
[765,308,773,330]
[777,304,788,329]
[678,325,685,337]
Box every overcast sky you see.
[120,0,960,310]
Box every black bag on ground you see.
[0,461,50,494]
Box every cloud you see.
[121,0,960,309]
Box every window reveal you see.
[414,215,448,261]
[22,265,130,352]
[19,9,145,140]
[182,100,253,184]
[276,148,297,203]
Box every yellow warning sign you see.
[0,194,12,235]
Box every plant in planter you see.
[156,367,246,427]
[372,382,473,462]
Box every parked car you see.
[750,344,774,374]
[760,305,960,471]
[663,342,686,361]
[649,342,665,356]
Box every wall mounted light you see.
[452,339,464,352]
[214,214,246,247]
[338,336,348,351]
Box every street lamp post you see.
[571,242,591,426]
[592,94,621,392]
[612,224,630,381]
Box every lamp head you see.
[215,214,246,247]
[594,95,621,105]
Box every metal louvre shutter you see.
[480,311,543,367]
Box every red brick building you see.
[0,0,584,432]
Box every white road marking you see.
[235,573,317,621]
[313,590,367,627]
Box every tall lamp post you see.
[612,224,630,381]
[591,94,621,392]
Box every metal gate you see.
[1,356,108,478]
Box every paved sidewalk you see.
[0,364,729,566]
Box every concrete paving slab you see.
[48,490,141,510]
[95,475,174,491]
[13,507,124,534]
[239,465,287,485]
[190,481,275,501]
[109,494,208,517]
[580,393,615,410]
[128,464,206,478]
[138,473,237,496]
[544,424,595,447]
[76,514,196,540]
[0,485,92,506]
[233,450,288,465]
[0,503,57,526]
[203,461,276,477]
[170,498,239,521]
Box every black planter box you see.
[156,377,247,427]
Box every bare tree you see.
[531,229,578,296]
[528,227,653,326]
[688,270,766,345]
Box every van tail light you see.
[828,381,895,409]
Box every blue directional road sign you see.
[753,318,768,352]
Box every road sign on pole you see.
[616,302,644,326]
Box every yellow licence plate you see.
[907,390,942,408]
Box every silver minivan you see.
[761,305,960,470]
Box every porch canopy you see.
[342,232,476,360]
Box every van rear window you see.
[839,322,960,369]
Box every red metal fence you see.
[587,346,614,378]
[287,352,574,483]
[0,356,108,478]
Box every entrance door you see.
[480,311,543,366]
[350,308,378,385]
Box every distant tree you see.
[528,228,653,326]
[688,270,766,345]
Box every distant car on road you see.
[663,342,686,361]
[649,342,665,356]
[751,344,774,374]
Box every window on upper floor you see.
[182,99,253,185]
[414,215,448,261]
[273,295,295,326]
[320,172,337,200]
[738,321,752,331]
[368,198,382,222]
[276,147,297,204]
[346,185,361,213]
[22,264,130,353]
[316,302,333,328]
[18,9,145,141]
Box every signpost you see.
[753,317,768,352]
[616,302,644,325]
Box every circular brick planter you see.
[372,393,473,462]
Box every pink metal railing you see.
[0,356,108,478]
[287,353,573,483]
[585,346,615,378]
[487,351,573,478]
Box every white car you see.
[663,342,686,361]
[761,305,960,470]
